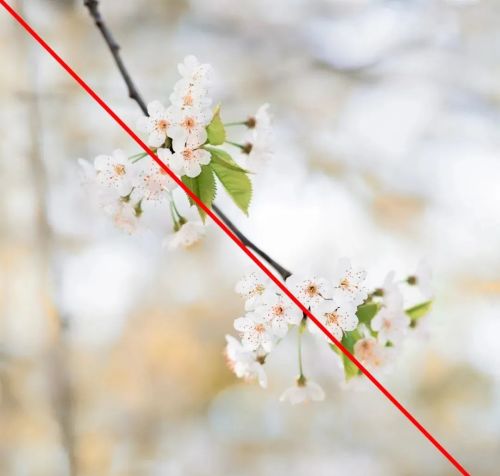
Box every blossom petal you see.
[148,130,167,148]
[147,100,165,117]
[184,160,202,178]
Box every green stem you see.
[129,151,147,163]
[168,193,187,231]
[168,199,180,230]
[224,121,247,127]
[170,195,185,221]
[225,140,245,150]
[298,321,305,379]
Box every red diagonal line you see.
[1,2,469,474]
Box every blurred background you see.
[1,0,500,474]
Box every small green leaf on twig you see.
[206,105,226,145]
[181,165,216,222]
[208,149,252,215]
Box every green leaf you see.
[210,155,252,215]
[181,165,216,222]
[406,300,433,327]
[205,146,249,173]
[206,105,226,145]
[330,328,362,381]
[356,302,380,326]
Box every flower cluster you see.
[79,56,273,247]
[225,260,433,404]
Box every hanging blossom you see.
[371,271,410,346]
[165,220,206,250]
[243,103,274,170]
[280,378,325,405]
[226,259,433,403]
[224,335,267,388]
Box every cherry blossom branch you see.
[83,0,292,280]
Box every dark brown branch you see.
[211,204,291,279]
[83,0,148,115]
[82,0,291,280]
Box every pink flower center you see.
[113,164,126,176]
[273,305,284,316]
[340,278,350,290]
[325,312,339,326]
[254,324,266,334]
[182,116,196,131]
[182,149,194,160]
[305,284,318,297]
[156,119,169,131]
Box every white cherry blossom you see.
[308,300,358,341]
[280,379,325,405]
[224,335,267,388]
[170,56,213,110]
[170,83,211,110]
[234,313,274,352]
[94,149,135,196]
[285,274,332,308]
[168,107,211,147]
[177,55,213,85]
[103,199,139,234]
[136,160,177,201]
[235,272,274,310]
[371,305,410,346]
[251,103,272,131]
[79,158,121,206]
[255,293,302,337]
[381,270,404,309]
[332,258,368,306]
[137,100,173,147]
[245,103,274,169]
[354,336,392,372]
[165,221,205,249]
[170,136,211,178]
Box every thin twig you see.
[82,0,292,280]
[83,0,148,115]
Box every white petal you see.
[190,127,208,146]
[136,115,153,133]
[148,130,166,148]
[93,154,110,171]
[328,324,343,342]
[184,160,202,178]
[241,333,260,351]
[272,320,289,338]
[172,137,186,152]
[147,100,165,117]
[168,124,188,143]
[234,317,252,332]
[339,308,358,332]
[157,148,172,162]
[194,148,211,165]
[307,381,325,401]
